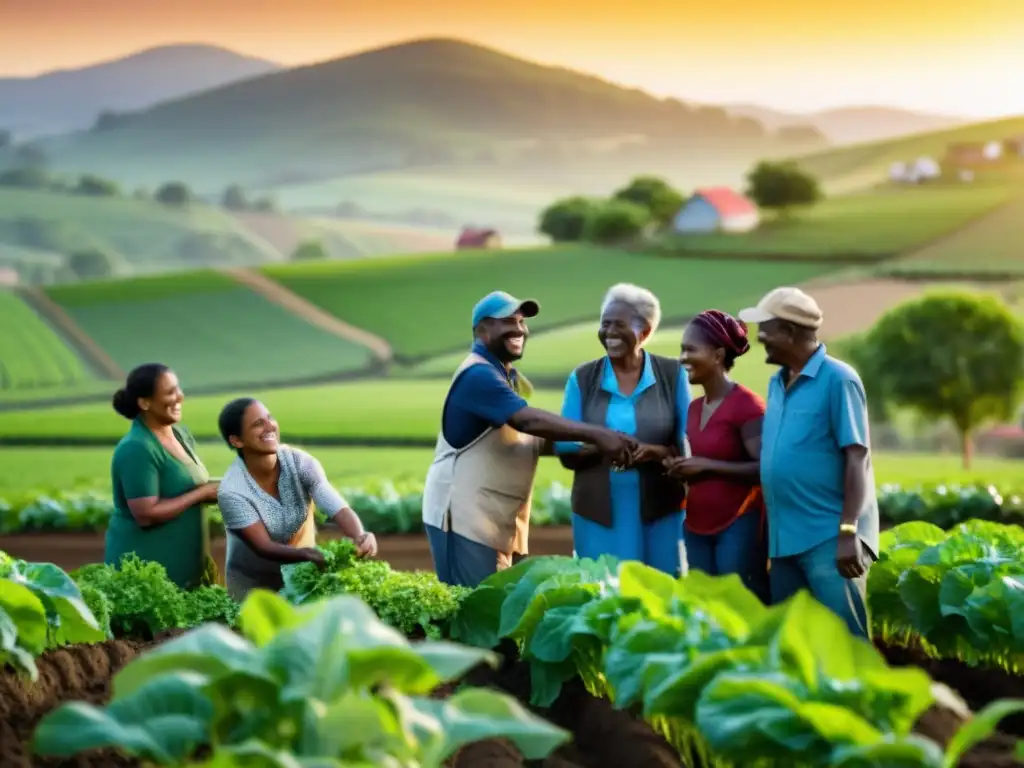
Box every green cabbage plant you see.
[33,590,570,767]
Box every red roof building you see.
[672,187,760,233]
[456,227,502,250]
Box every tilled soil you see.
[446,640,685,768]
[4,634,1022,766]
[877,639,1024,738]
[0,640,152,768]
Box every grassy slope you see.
[886,194,1024,274]
[232,212,456,260]
[0,444,1019,499]
[263,245,839,359]
[0,187,281,271]
[0,380,563,440]
[664,183,1015,257]
[0,290,93,391]
[45,271,376,388]
[793,115,1024,193]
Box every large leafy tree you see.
[538,196,601,243]
[866,292,1024,468]
[745,161,821,216]
[612,175,684,227]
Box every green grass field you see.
[0,444,1018,500]
[44,271,376,389]
[793,115,1024,193]
[0,290,93,392]
[230,211,458,260]
[263,245,839,359]
[664,184,1015,257]
[884,194,1024,275]
[0,187,282,273]
[0,380,563,441]
[267,169,576,235]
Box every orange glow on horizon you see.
[1,0,1021,117]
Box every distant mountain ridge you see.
[725,103,966,145]
[36,37,834,189]
[0,44,282,138]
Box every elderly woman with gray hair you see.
[556,283,692,574]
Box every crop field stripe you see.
[14,287,124,380]
[893,194,1024,273]
[221,268,393,363]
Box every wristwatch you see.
[838,523,858,536]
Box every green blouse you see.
[106,417,210,589]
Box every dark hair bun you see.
[111,388,140,419]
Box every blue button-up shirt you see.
[761,344,879,559]
[441,342,529,450]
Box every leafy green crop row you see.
[3,481,1021,535]
[0,550,240,679]
[869,520,1024,671]
[0,551,106,678]
[448,556,1024,768]
[0,482,573,535]
[279,539,470,639]
[33,591,570,767]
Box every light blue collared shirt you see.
[760,344,880,559]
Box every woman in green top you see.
[107,363,219,589]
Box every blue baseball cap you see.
[471,291,540,328]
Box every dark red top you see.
[684,384,766,535]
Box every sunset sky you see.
[2,0,1021,118]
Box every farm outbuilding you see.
[889,157,940,184]
[945,142,989,166]
[983,140,1003,160]
[1004,136,1024,157]
[456,227,502,250]
[672,187,760,234]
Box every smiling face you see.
[599,301,646,359]
[679,324,724,386]
[755,318,794,366]
[229,400,280,456]
[480,312,529,363]
[140,371,183,425]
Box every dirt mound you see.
[0,640,151,768]
[878,640,1024,738]
[448,641,684,768]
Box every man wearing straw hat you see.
[739,286,879,638]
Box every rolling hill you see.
[793,115,1024,192]
[0,44,281,139]
[39,37,825,191]
[727,104,966,145]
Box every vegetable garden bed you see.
[4,520,1024,767]
[2,627,1020,768]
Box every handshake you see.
[590,431,670,470]
[588,432,711,478]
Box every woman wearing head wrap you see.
[663,310,769,601]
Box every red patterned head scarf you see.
[690,310,750,366]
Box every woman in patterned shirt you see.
[216,397,378,600]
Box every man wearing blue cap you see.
[422,290,638,587]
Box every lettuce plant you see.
[281,539,468,638]
[3,557,105,647]
[33,590,570,767]
[450,555,1023,767]
[868,520,1024,670]
[0,577,48,678]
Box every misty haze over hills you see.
[0,40,969,147]
[725,103,966,145]
[0,44,282,138]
